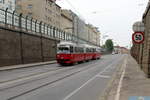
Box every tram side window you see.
[92,48,96,52]
[80,48,84,53]
[75,47,84,53]
[86,48,90,53]
[75,47,78,53]
[70,46,74,53]
[90,48,92,52]
[76,47,80,53]
[79,47,84,53]
[86,48,88,53]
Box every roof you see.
[143,1,150,18]
[58,41,77,46]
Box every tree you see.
[101,45,106,48]
[105,39,114,52]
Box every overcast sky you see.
[56,0,149,47]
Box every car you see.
[112,52,115,55]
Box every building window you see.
[28,4,32,9]
[16,5,22,10]
[0,0,4,3]
[46,0,53,6]
[27,12,32,17]
[45,15,52,22]
[45,7,52,14]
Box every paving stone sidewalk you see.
[100,54,150,100]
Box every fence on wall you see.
[0,8,96,46]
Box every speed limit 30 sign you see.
[132,32,144,44]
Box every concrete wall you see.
[0,27,58,67]
[0,28,22,66]
[131,1,150,77]
[141,8,150,77]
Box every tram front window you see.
[57,47,70,54]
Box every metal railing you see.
[0,8,96,45]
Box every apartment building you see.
[0,0,15,11]
[86,24,100,45]
[69,11,100,45]
[15,0,61,28]
[60,9,73,34]
[1,0,100,46]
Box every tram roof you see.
[58,41,101,49]
[58,41,77,46]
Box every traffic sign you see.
[132,32,144,44]
[132,21,145,32]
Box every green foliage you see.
[105,39,114,52]
[101,45,105,48]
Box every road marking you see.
[0,60,105,89]
[96,75,110,78]
[63,63,114,100]
[115,58,127,100]
[0,68,67,88]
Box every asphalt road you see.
[0,54,126,100]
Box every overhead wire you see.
[64,0,86,21]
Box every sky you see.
[56,0,149,48]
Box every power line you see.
[64,0,86,21]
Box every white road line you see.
[96,75,110,78]
[115,58,127,100]
[63,63,114,100]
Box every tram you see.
[56,41,101,65]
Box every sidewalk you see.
[100,54,150,100]
[0,61,56,71]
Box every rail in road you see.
[0,54,126,100]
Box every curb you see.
[99,56,127,100]
[0,61,57,71]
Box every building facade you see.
[15,0,61,28]
[0,0,100,46]
[86,24,100,46]
[0,0,15,11]
[60,9,73,34]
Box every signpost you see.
[132,21,145,44]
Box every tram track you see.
[0,60,100,91]
[3,59,110,100]
[7,56,124,100]
[0,64,62,83]
[0,67,63,86]
[0,55,124,100]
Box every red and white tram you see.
[56,41,101,65]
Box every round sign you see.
[132,32,144,44]
[132,21,145,32]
